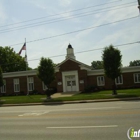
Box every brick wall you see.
[2,75,45,95]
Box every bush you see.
[84,85,99,93]
[29,89,39,95]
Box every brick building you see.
[1,44,140,95]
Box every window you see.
[97,76,105,86]
[1,80,6,93]
[14,79,20,92]
[28,77,34,91]
[134,73,140,83]
[42,82,47,90]
[115,75,123,85]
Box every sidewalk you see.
[1,97,140,107]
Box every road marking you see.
[46,107,122,112]
[46,125,118,129]
[18,111,49,117]
[17,107,121,117]
[0,107,121,114]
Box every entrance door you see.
[65,75,76,92]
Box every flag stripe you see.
[18,43,26,55]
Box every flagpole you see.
[25,38,29,96]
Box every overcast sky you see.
[0,0,140,68]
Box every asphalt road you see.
[0,101,140,140]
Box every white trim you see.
[1,79,6,93]
[122,66,140,73]
[2,66,140,78]
[134,73,140,83]
[115,75,123,85]
[88,69,104,76]
[13,78,20,92]
[42,82,47,90]
[62,71,79,92]
[3,70,36,78]
[28,77,34,91]
[79,65,91,70]
[97,76,105,86]
[87,66,140,76]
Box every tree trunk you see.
[112,79,117,95]
[46,85,51,100]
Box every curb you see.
[1,97,140,107]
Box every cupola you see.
[66,44,75,60]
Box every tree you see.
[0,46,27,72]
[102,45,122,95]
[0,67,4,88]
[129,60,140,67]
[91,61,103,69]
[37,57,55,99]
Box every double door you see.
[65,75,76,92]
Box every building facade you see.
[1,44,140,95]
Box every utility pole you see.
[138,0,140,13]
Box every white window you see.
[42,82,47,90]
[1,80,6,93]
[115,75,123,85]
[97,76,105,86]
[28,77,34,91]
[14,79,20,92]
[134,73,140,83]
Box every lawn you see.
[0,95,46,104]
[0,88,140,105]
[53,88,140,101]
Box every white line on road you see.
[46,125,118,129]
[18,111,49,117]
[46,107,122,112]
[0,107,121,114]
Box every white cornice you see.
[87,66,140,76]
[121,66,140,73]
[79,65,91,71]
[87,69,104,76]
[2,66,140,78]
[3,70,37,78]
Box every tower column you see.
[66,44,76,60]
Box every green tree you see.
[0,67,4,88]
[0,46,27,72]
[129,60,140,67]
[37,57,55,99]
[91,61,103,69]
[102,45,122,95]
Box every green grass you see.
[0,88,140,105]
[51,88,140,102]
[0,95,46,104]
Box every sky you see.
[0,0,140,69]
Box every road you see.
[0,101,140,140]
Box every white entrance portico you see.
[62,71,79,92]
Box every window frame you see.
[28,77,34,91]
[42,82,47,90]
[134,73,140,83]
[97,76,105,86]
[115,75,123,85]
[13,78,20,92]
[1,79,6,93]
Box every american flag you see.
[18,43,26,55]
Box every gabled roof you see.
[55,58,92,71]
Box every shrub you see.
[84,85,99,93]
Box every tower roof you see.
[68,43,72,48]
